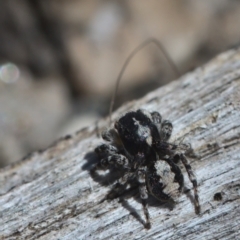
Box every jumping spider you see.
[93,109,200,229]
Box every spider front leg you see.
[95,143,119,157]
[96,156,129,171]
[107,171,134,199]
[137,166,151,229]
[178,153,200,214]
[93,144,130,173]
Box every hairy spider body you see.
[94,109,200,229]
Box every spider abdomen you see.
[147,160,183,202]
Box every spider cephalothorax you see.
[93,109,200,229]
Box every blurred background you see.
[1,0,240,167]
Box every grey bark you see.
[1,48,240,240]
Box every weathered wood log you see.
[1,48,240,240]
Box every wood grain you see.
[1,48,240,240]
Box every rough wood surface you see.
[1,48,240,240]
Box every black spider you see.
[93,109,200,229]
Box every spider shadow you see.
[184,186,200,214]
[82,151,176,228]
[118,183,176,228]
[82,151,123,186]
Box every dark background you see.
[1,0,240,166]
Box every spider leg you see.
[179,142,199,159]
[160,120,173,141]
[96,154,130,170]
[94,143,129,168]
[151,111,162,125]
[151,111,162,133]
[95,143,118,157]
[137,166,151,229]
[101,128,122,148]
[179,153,200,214]
[107,171,134,199]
